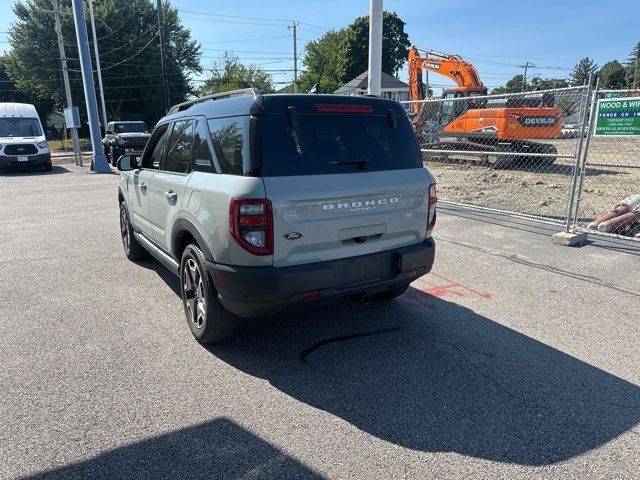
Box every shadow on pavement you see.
[0,165,70,176]
[206,287,640,466]
[23,418,324,479]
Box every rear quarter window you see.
[261,113,422,177]
[207,116,250,175]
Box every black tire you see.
[374,283,410,302]
[110,146,118,167]
[43,162,52,172]
[180,244,237,344]
[119,202,147,260]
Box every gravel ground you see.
[425,137,640,229]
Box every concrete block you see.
[551,231,588,246]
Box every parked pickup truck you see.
[103,121,150,166]
[116,89,437,343]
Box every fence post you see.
[572,77,601,230]
[564,77,594,233]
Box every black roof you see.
[159,93,407,126]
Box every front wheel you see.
[180,244,237,344]
[119,202,147,260]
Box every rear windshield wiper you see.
[327,158,370,169]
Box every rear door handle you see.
[164,190,178,203]
[139,182,147,191]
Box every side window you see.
[193,118,215,171]
[141,124,169,169]
[207,116,248,175]
[164,119,195,174]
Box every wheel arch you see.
[171,218,214,263]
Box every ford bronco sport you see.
[117,89,436,343]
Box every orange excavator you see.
[407,46,562,168]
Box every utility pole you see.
[288,21,299,93]
[156,0,171,112]
[367,0,383,96]
[633,47,639,91]
[51,0,81,166]
[70,0,110,172]
[88,0,108,131]
[519,62,535,91]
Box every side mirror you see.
[116,155,138,171]
[106,129,113,135]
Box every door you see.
[148,119,195,253]
[128,124,168,239]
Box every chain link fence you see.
[402,86,589,223]
[572,89,640,241]
[402,85,640,244]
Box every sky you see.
[1,0,638,95]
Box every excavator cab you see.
[441,91,467,127]
[440,87,487,128]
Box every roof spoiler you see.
[167,88,261,114]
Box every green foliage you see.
[297,29,347,94]
[492,75,568,95]
[598,60,627,89]
[569,58,598,86]
[4,0,201,127]
[337,11,410,83]
[491,74,526,94]
[625,41,640,89]
[198,53,274,95]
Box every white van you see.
[0,103,52,171]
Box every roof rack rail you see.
[167,88,261,114]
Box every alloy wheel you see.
[183,258,206,329]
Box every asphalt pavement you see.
[1,164,638,479]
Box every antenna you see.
[308,60,326,94]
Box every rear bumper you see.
[0,152,51,168]
[207,238,435,318]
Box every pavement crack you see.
[438,237,640,299]
[299,327,403,366]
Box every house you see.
[334,71,410,102]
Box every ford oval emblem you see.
[283,231,303,240]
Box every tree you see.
[569,58,598,86]
[4,0,201,128]
[1,54,54,125]
[625,41,640,89]
[491,74,526,94]
[297,29,347,94]
[492,75,568,94]
[337,11,410,82]
[598,60,627,89]
[198,53,273,95]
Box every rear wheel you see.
[180,244,237,344]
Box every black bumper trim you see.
[207,238,435,318]
[0,152,51,168]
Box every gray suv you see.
[117,89,436,343]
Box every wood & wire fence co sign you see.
[594,96,640,136]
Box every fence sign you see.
[594,96,640,136]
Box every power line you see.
[178,9,290,24]
[181,16,286,27]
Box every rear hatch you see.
[260,97,433,268]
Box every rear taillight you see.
[427,184,437,232]
[229,198,273,256]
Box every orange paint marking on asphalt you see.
[410,271,492,300]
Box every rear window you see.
[261,114,422,176]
